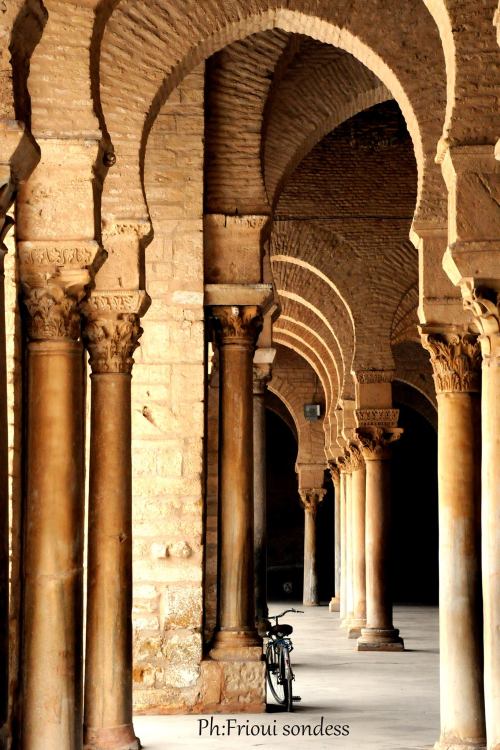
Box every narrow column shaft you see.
[22,340,85,750]
[421,331,485,749]
[482,343,500,750]
[342,473,354,627]
[253,364,271,632]
[300,489,325,606]
[211,306,262,659]
[303,508,318,606]
[82,295,147,750]
[329,466,341,612]
[339,473,347,622]
[348,459,366,638]
[0,246,8,741]
[436,391,484,749]
[356,424,403,652]
[84,375,138,750]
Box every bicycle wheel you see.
[266,642,294,710]
[266,641,286,706]
[281,646,294,712]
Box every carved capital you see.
[328,461,340,485]
[212,305,263,347]
[348,442,364,471]
[82,315,143,374]
[420,331,481,393]
[355,426,403,460]
[461,284,500,364]
[355,370,395,384]
[337,451,353,474]
[21,271,90,341]
[253,363,272,394]
[81,291,149,374]
[355,408,399,428]
[299,488,326,515]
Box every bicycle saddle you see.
[269,623,293,636]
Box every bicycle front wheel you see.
[266,642,294,711]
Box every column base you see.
[329,597,340,612]
[197,658,266,713]
[347,618,366,639]
[357,627,405,651]
[303,600,319,607]
[434,737,486,750]
[209,628,263,661]
[340,613,354,629]
[83,724,140,750]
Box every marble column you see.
[210,305,263,660]
[0,222,10,749]
[342,470,354,628]
[339,471,348,623]
[20,270,90,750]
[464,294,500,750]
[300,488,326,606]
[355,419,404,652]
[348,444,367,639]
[253,362,272,634]
[328,463,341,612]
[82,292,148,750]
[421,332,485,750]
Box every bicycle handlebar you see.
[269,608,304,622]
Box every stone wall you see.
[131,67,207,713]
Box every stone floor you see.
[134,604,439,750]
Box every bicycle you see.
[264,607,303,711]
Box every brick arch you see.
[98,0,448,242]
[273,328,338,459]
[271,219,418,373]
[262,38,392,208]
[269,343,329,465]
[273,320,336,444]
[391,284,420,345]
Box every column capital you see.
[328,461,340,485]
[348,442,364,471]
[461,284,500,364]
[299,488,326,515]
[81,290,150,374]
[355,426,403,461]
[212,305,263,347]
[420,329,481,393]
[252,362,272,394]
[337,450,353,474]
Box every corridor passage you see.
[135,604,439,750]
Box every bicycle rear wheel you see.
[265,642,294,711]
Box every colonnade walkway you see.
[135,604,439,750]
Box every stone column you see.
[253,361,272,633]
[355,416,404,652]
[1,123,39,748]
[20,264,92,750]
[0,219,10,750]
[342,470,354,628]
[210,305,263,660]
[422,330,486,749]
[82,292,149,750]
[463,293,500,750]
[339,471,348,623]
[347,444,367,639]
[299,488,326,606]
[328,463,341,612]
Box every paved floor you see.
[135,604,439,750]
